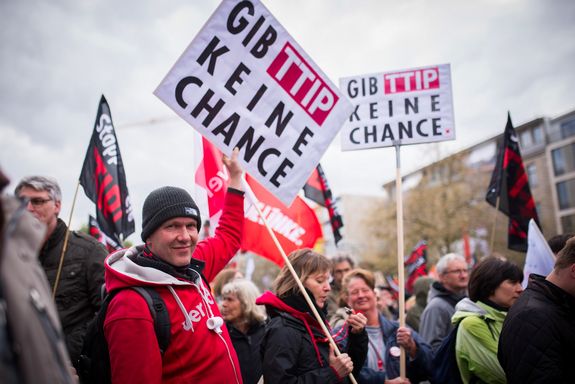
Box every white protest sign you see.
[339,64,455,150]
[155,0,353,206]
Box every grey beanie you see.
[141,186,201,241]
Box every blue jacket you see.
[336,313,433,383]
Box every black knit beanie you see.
[141,186,201,241]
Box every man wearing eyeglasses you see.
[326,254,355,322]
[419,253,469,352]
[15,176,108,368]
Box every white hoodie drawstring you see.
[167,286,194,332]
[167,281,240,384]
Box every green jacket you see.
[451,299,507,384]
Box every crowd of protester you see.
[1,156,574,384]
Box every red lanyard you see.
[367,337,385,371]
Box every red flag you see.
[404,240,427,295]
[88,215,121,253]
[303,164,344,245]
[242,174,323,267]
[462,231,476,267]
[303,167,325,205]
[195,138,322,267]
[80,95,134,242]
[486,113,539,252]
[194,137,228,222]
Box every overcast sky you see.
[1,0,574,242]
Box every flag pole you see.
[52,180,81,299]
[242,177,358,384]
[393,142,406,378]
[489,196,500,253]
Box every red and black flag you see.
[88,215,122,253]
[486,113,539,252]
[80,95,134,242]
[384,275,400,297]
[303,163,344,245]
[404,240,427,295]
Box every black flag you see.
[486,113,539,252]
[80,95,134,242]
[303,164,344,245]
[88,215,122,253]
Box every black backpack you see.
[430,323,463,384]
[77,286,171,384]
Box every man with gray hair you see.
[419,253,469,351]
[15,176,108,367]
[326,253,355,321]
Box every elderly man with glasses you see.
[15,176,108,369]
[419,253,470,352]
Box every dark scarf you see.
[483,298,509,312]
[280,289,329,325]
[433,281,465,307]
[129,246,206,283]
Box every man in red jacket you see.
[104,149,244,384]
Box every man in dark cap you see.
[104,149,245,384]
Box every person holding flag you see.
[15,176,108,367]
[257,248,368,383]
[104,148,245,384]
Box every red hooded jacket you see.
[104,191,244,384]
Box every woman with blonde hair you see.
[221,279,267,384]
[256,248,368,383]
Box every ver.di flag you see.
[303,164,344,245]
[242,174,323,267]
[80,95,135,242]
[195,137,322,266]
[486,113,539,252]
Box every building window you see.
[526,163,538,187]
[561,213,575,233]
[533,126,544,144]
[561,118,575,139]
[552,143,575,176]
[556,178,575,210]
[520,130,533,148]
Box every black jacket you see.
[498,274,575,383]
[39,218,108,366]
[257,291,368,383]
[227,320,266,384]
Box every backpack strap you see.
[130,287,171,354]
